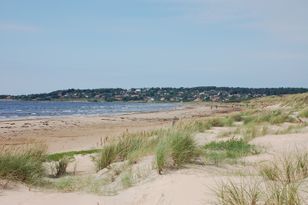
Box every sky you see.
[0,0,308,95]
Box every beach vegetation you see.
[299,108,308,118]
[0,145,47,185]
[203,139,258,165]
[155,131,197,173]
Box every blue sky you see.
[0,0,308,94]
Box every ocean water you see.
[0,100,179,120]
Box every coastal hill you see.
[1,87,307,102]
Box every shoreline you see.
[0,103,235,153]
[0,101,183,122]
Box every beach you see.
[0,103,235,153]
[1,95,308,205]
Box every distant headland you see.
[1,87,307,103]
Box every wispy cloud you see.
[0,22,39,32]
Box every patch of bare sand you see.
[243,132,308,164]
[0,166,231,205]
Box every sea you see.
[0,100,179,120]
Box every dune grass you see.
[299,108,308,118]
[215,151,308,205]
[95,133,160,171]
[47,149,100,161]
[243,110,295,125]
[0,145,47,185]
[95,144,118,171]
[215,180,261,205]
[176,116,235,133]
[50,175,110,194]
[52,157,71,178]
[260,152,308,184]
[216,179,303,205]
[265,182,301,205]
[155,131,197,173]
[203,139,259,165]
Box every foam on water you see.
[0,101,179,120]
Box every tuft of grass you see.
[230,113,244,122]
[156,141,167,174]
[121,170,133,188]
[299,108,308,118]
[203,139,259,165]
[265,182,301,205]
[95,145,117,171]
[242,124,258,141]
[215,179,303,205]
[95,134,158,171]
[215,180,261,205]
[168,131,197,167]
[260,152,308,184]
[0,145,47,185]
[155,131,197,173]
[53,157,71,178]
[208,117,234,127]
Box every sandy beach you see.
[1,97,307,205]
[0,103,236,153]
